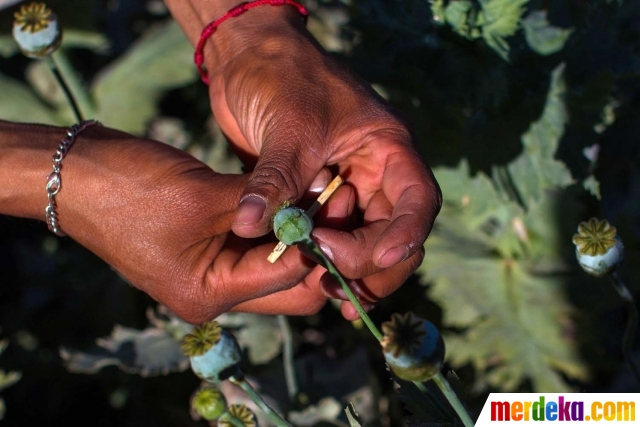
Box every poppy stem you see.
[45,54,83,123]
[230,374,292,427]
[608,270,640,384]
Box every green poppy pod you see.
[12,3,62,58]
[191,385,227,421]
[381,312,445,382]
[182,321,242,383]
[273,206,313,245]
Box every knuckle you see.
[357,110,413,144]
[362,123,412,149]
[342,258,379,280]
[251,163,304,201]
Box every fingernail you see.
[234,195,266,225]
[320,277,348,300]
[318,242,334,262]
[309,170,329,194]
[378,245,409,268]
[361,303,375,313]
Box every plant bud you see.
[273,206,313,245]
[12,2,61,58]
[181,321,242,383]
[381,312,445,382]
[191,385,227,421]
[572,218,624,277]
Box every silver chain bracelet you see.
[45,120,100,236]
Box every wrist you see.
[0,121,60,220]
[165,0,309,77]
[207,5,308,76]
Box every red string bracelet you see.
[194,0,309,85]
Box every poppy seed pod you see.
[181,321,242,383]
[273,206,313,245]
[12,2,61,58]
[219,404,258,427]
[381,312,445,382]
[191,385,227,421]
[573,218,624,277]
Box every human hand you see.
[7,124,329,324]
[201,10,442,319]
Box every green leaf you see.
[478,0,530,60]
[0,35,17,58]
[344,403,362,427]
[419,227,588,392]
[435,160,521,230]
[25,61,72,108]
[431,0,529,59]
[444,1,481,39]
[420,152,587,392]
[507,63,574,206]
[57,30,111,54]
[60,306,193,377]
[216,313,282,365]
[518,189,573,262]
[59,324,189,376]
[146,304,194,341]
[415,62,589,392]
[583,175,601,200]
[522,11,573,56]
[478,0,529,36]
[288,398,343,426]
[433,161,525,257]
[0,370,21,393]
[418,63,587,390]
[0,73,62,124]
[430,0,447,26]
[91,19,197,135]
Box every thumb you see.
[231,138,327,238]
